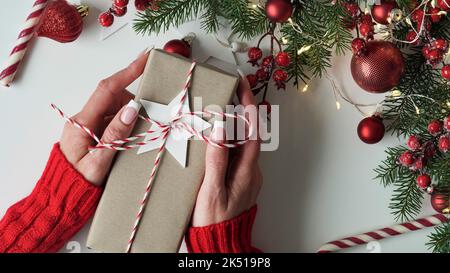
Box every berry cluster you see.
[398,117,450,193]
[342,3,375,40]
[98,0,160,27]
[246,47,290,91]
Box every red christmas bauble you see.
[438,0,450,11]
[37,0,85,43]
[357,116,385,144]
[275,52,290,67]
[431,188,450,213]
[371,0,398,25]
[98,11,114,27]
[265,0,293,23]
[417,174,431,189]
[442,65,450,79]
[351,41,405,93]
[163,39,191,58]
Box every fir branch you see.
[427,222,450,253]
[374,146,408,187]
[389,171,424,222]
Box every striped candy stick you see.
[0,0,49,87]
[317,214,448,253]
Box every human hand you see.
[191,76,263,227]
[59,51,149,186]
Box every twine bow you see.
[52,62,252,252]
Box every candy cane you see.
[317,214,448,253]
[0,0,49,87]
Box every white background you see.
[0,0,438,253]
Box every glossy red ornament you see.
[357,116,385,144]
[442,66,450,79]
[37,0,85,43]
[431,188,450,213]
[399,151,414,166]
[417,174,431,189]
[371,0,398,25]
[246,74,258,88]
[275,52,290,67]
[428,120,443,135]
[351,41,404,93]
[114,0,129,8]
[438,0,450,11]
[265,0,293,23]
[98,11,114,27]
[111,6,127,17]
[135,0,149,11]
[163,39,191,58]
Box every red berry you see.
[429,7,442,23]
[445,116,450,131]
[434,39,448,51]
[423,141,436,158]
[407,135,421,151]
[438,0,450,11]
[417,174,431,189]
[258,100,272,114]
[359,14,372,25]
[256,68,269,81]
[359,22,374,37]
[261,56,274,67]
[98,12,114,27]
[412,157,427,171]
[275,52,290,67]
[111,6,127,17]
[248,47,263,61]
[273,69,288,82]
[442,65,450,79]
[438,135,450,152]
[345,3,360,18]
[399,151,414,166]
[427,49,442,61]
[422,44,431,58]
[411,9,425,22]
[135,0,149,11]
[351,38,366,55]
[406,31,419,46]
[246,74,258,88]
[428,120,443,135]
[114,0,129,8]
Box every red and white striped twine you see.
[317,214,448,253]
[0,0,49,87]
[52,62,253,253]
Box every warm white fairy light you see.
[391,90,402,97]
[297,45,312,55]
[281,37,289,44]
[336,101,341,110]
[302,84,309,93]
[415,105,421,115]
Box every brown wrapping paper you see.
[86,49,239,253]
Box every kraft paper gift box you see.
[86,49,239,253]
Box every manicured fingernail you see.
[211,121,226,142]
[121,100,140,125]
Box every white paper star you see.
[137,91,211,168]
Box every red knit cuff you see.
[185,206,259,253]
[0,143,103,253]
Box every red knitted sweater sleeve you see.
[185,206,261,253]
[0,144,103,253]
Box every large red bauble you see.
[163,39,191,58]
[371,0,398,25]
[431,188,450,213]
[351,41,404,93]
[357,116,385,144]
[37,0,84,43]
[265,0,293,23]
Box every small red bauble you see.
[135,0,150,11]
[114,0,129,8]
[371,0,398,25]
[261,56,274,67]
[351,41,405,93]
[259,100,272,114]
[265,0,293,23]
[407,135,421,151]
[163,39,191,58]
[357,115,385,144]
[273,69,288,82]
[438,135,450,152]
[429,7,442,23]
[256,68,269,81]
[98,11,114,27]
[428,120,443,135]
[399,151,414,166]
[417,174,431,189]
[275,52,290,67]
[430,188,450,213]
[351,38,366,55]
[246,74,258,88]
[442,65,450,79]
[111,6,127,17]
[438,0,450,11]
[248,47,263,61]
[359,23,374,37]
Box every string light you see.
[281,37,289,44]
[336,101,341,110]
[302,84,309,93]
[297,45,312,55]
[391,90,402,97]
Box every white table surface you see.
[0,0,437,253]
